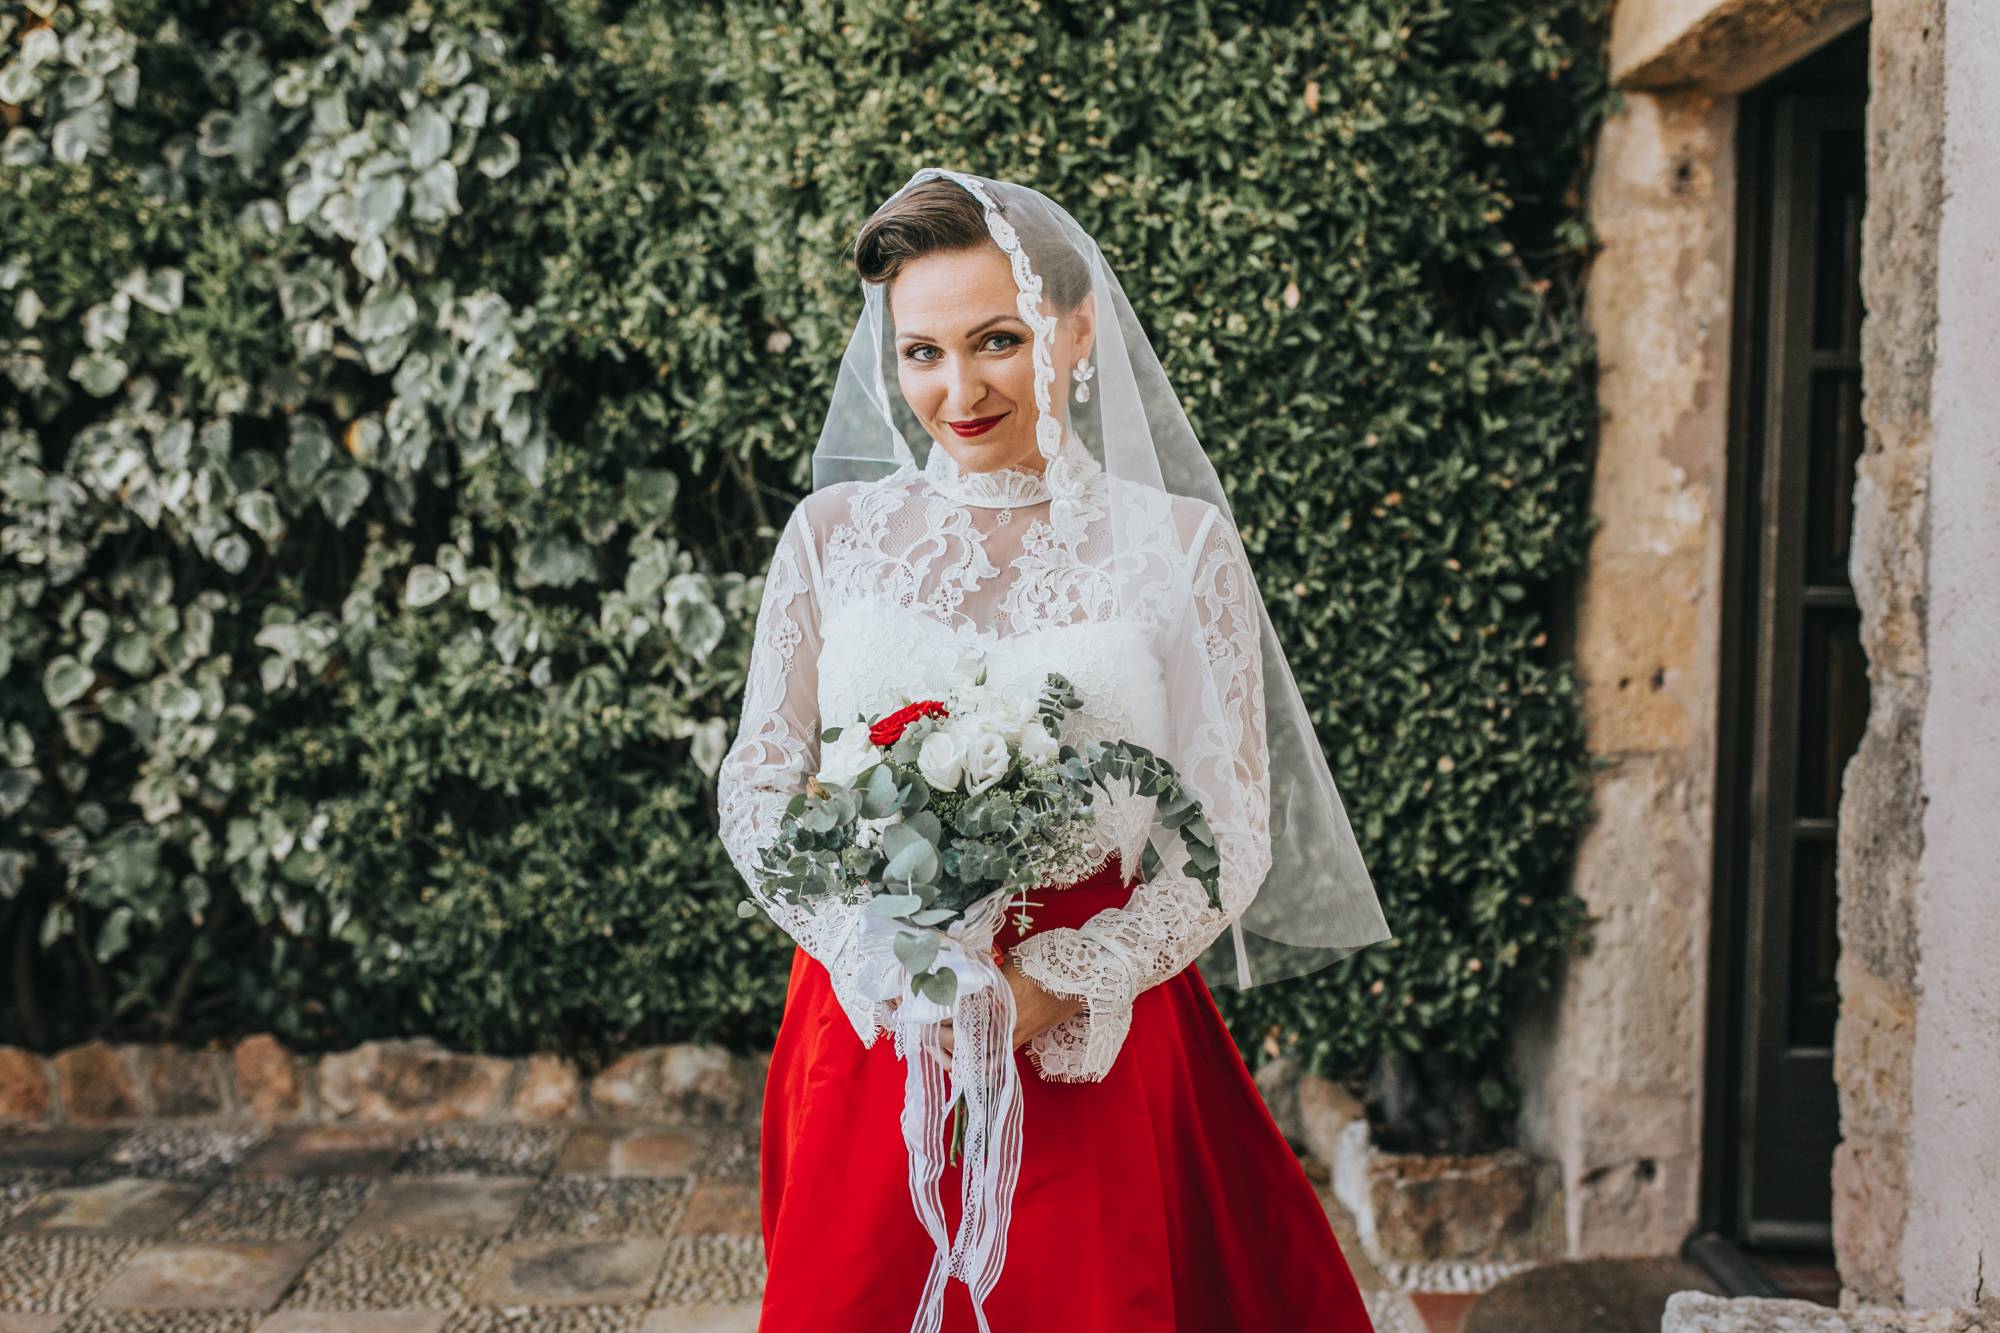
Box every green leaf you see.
[893,930,940,975]
[885,838,939,886]
[405,565,452,608]
[859,764,900,818]
[42,657,93,708]
[316,468,371,529]
[917,968,959,1008]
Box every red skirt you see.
[757,857,1374,1331]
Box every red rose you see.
[869,699,949,747]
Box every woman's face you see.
[889,243,1093,475]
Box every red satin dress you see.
[757,855,1374,1331]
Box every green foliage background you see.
[0,0,1611,1133]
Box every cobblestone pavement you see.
[0,1124,1424,1331]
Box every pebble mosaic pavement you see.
[0,1123,1434,1331]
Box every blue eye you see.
[901,332,1021,363]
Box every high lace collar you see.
[920,426,1096,508]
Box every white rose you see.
[963,728,1012,794]
[916,729,967,791]
[1018,721,1059,766]
[817,727,879,786]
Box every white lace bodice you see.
[716,433,1272,1081]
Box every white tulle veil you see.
[813,167,1390,988]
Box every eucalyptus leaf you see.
[917,968,959,1008]
[893,930,941,976]
[885,838,939,886]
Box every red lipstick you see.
[948,413,1008,438]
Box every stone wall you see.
[1834,0,1944,1307]
[0,1039,768,1128]
[1513,65,1739,1255]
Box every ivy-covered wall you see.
[0,0,1611,1141]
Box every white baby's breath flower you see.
[854,814,893,849]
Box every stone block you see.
[555,1126,710,1178]
[1,1177,204,1236]
[1832,966,1916,1140]
[508,1053,581,1122]
[1612,0,1870,94]
[52,1041,143,1122]
[1660,1292,1991,1332]
[137,1046,232,1117]
[1360,1149,1563,1266]
[641,1305,760,1333]
[1296,1072,1562,1267]
[468,1236,670,1306]
[0,1127,115,1172]
[0,1049,51,1123]
[232,1035,307,1122]
[1831,1136,1907,1307]
[91,1239,320,1310]
[588,1046,755,1124]
[316,1040,510,1123]
[674,1181,760,1237]
[237,1126,409,1177]
[508,1176,689,1240]
[1571,1149,1701,1260]
[256,1316,449,1332]
[1576,555,1703,753]
[1300,1076,1379,1234]
[342,1176,534,1238]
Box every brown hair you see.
[853,177,1092,313]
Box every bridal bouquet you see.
[736,669,1220,1328]
[740,669,1220,1040]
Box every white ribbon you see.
[851,895,1026,1333]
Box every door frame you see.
[1697,27,1869,1260]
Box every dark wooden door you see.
[1708,29,1868,1251]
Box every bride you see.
[717,168,1390,1332]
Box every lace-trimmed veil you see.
[813,168,1390,988]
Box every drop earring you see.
[1071,356,1095,404]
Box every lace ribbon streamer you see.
[851,898,1025,1333]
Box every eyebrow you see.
[894,315,1023,343]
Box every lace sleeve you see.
[716,499,892,1049]
[1008,507,1272,1081]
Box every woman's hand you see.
[932,956,1083,1071]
